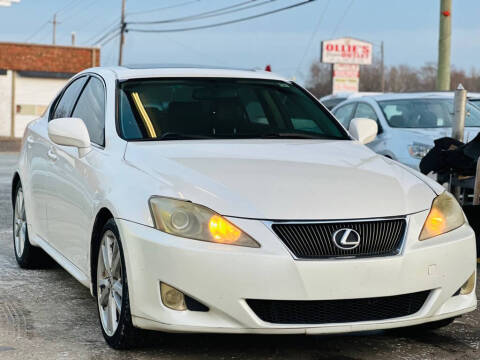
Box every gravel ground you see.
[0,152,479,359]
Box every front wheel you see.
[96,219,138,349]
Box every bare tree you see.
[305,62,332,97]
[359,59,381,91]
[306,59,480,95]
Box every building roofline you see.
[0,41,99,51]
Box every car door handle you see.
[47,148,58,161]
[26,136,34,144]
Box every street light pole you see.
[436,0,451,90]
[118,0,126,65]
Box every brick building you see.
[0,42,100,138]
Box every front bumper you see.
[116,210,477,334]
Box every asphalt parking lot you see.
[0,152,479,360]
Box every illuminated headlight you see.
[419,192,465,241]
[408,143,433,159]
[149,196,260,248]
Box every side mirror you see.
[48,117,91,157]
[349,118,378,145]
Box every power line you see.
[330,0,354,38]
[84,18,120,45]
[59,0,113,44]
[127,0,318,33]
[99,29,121,47]
[93,24,121,45]
[23,0,90,43]
[55,0,83,15]
[127,0,201,17]
[294,0,331,77]
[73,11,117,35]
[127,0,279,25]
[24,21,50,42]
[61,0,98,24]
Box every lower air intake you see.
[247,291,430,324]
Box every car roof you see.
[360,91,461,102]
[88,65,290,82]
[320,92,382,101]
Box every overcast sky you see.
[0,0,479,84]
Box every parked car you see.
[469,92,480,107]
[13,66,476,349]
[320,92,382,110]
[332,92,480,170]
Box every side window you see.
[72,77,106,146]
[334,103,356,128]
[355,103,378,121]
[51,77,88,120]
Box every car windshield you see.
[118,78,348,141]
[378,98,480,128]
[321,97,347,110]
[470,98,480,108]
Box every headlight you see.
[419,192,465,241]
[149,196,260,248]
[408,143,432,159]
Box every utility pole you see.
[50,13,59,45]
[436,0,451,90]
[118,0,126,65]
[380,41,385,92]
[71,32,76,46]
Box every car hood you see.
[396,127,480,144]
[124,140,436,220]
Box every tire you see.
[13,182,50,268]
[96,219,139,349]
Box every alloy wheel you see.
[97,230,124,337]
[14,188,27,258]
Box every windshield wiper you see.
[259,132,342,140]
[157,132,212,140]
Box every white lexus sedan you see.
[12,66,477,349]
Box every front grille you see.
[247,291,430,324]
[271,218,406,259]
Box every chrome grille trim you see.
[267,217,408,260]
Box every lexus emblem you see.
[332,228,361,250]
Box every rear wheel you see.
[96,219,138,349]
[13,182,49,268]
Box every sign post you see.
[321,37,373,93]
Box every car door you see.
[353,102,385,153]
[46,75,106,272]
[26,76,88,242]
